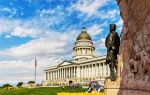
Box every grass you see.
[0,87,102,95]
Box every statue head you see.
[110,24,116,32]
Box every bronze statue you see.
[105,24,120,81]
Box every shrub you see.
[27,81,35,84]
[2,84,13,88]
[17,82,23,87]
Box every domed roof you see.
[76,27,92,41]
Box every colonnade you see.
[79,63,108,78]
[46,67,77,80]
[45,62,109,81]
[74,48,94,55]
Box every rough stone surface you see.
[117,0,150,94]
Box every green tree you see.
[2,84,13,88]
[16,82,23,87]
[27,81,35,84]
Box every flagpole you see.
[35,58,37,84]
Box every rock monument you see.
[105,0,150,95]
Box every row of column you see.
[80,62,109,78]
[46,67,77,80]
[45,62,109,81]
[74,47,93,55]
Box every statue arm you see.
[115,32,120,47]
[105,35,109,48]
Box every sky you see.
[0,0,123,85]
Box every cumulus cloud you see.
[99,9,119,19]
[0,57,62,83]
[75,0,109,17]
[11,26,41,37]
[87,24,103,36]
[0,7,17,18]
[116,18,123,33]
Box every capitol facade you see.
[43,27,110,86]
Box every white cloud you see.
[0,27,79,84]
[0,35,70,59]
[116,18,123,27]
[11,26,36,37]
[97,9,119,20]
[116,18,123,33]
[0,57,62,84]
[87,24,103,36]
[0,9,64,38]
[75,0,108,17]
[94,38,106,56]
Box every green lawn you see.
[0,87,88,95]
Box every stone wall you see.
[117,0,150,94]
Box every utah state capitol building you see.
[43,27,110,86]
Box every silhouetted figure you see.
[105,24,120,81]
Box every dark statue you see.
[105,24,120,81]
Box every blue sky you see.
[0,0,123,84]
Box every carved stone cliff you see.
[117,0,150,94]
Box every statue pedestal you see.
[104,78,150,95]
[104,78,120,95]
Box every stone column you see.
[49,72,51,80]
[57,70,58,79]
[51,71,52,80]
[59,69,61,79]
[52,71,54,80]
[100,63,103,77]
[73,67,75,78]
[82,66,83,78]
[63,68,64,79]
[56,70,57,79]
[61,69,62,79]
[64,68,66,79]
[102,63,104,76]
[87,65,88,78]
[64,68,65,79]
[83,66,84,78]
[75,66,76,78]
[67,68,69,78]
[90,65,92,78]
[66,68,68,78]
[76,66,80,79]
[58,70,59,79]
[54,71,55,79]
[54,71,56,79]
[66,68,67,78]
[69,67,71,78]
[44,72,47,80]
[85,66,86,78]
[70,67,72,78]
[97,64,99,77]
[68,67,70,78]
[86,65,88,78]
[81,66,82,78]
[92,64,93,78]
[50,71,52,80]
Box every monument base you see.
[104,78,150,95]
[104,78,120,95]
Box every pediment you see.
[58,61,72,67]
